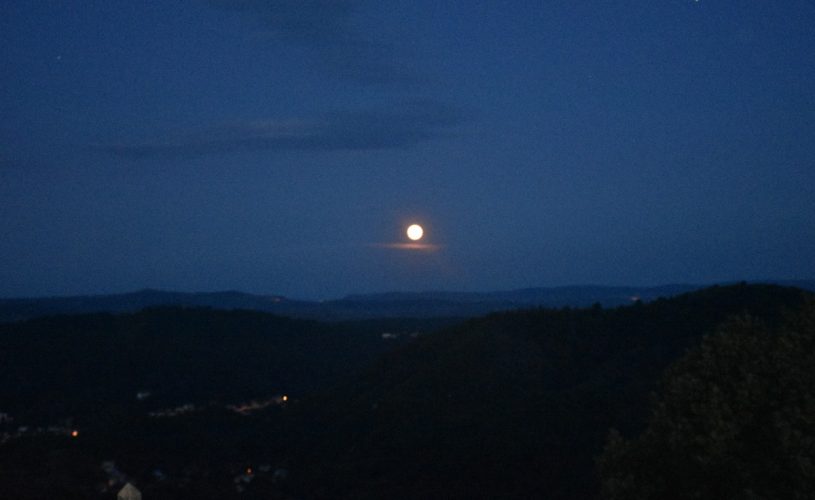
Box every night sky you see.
[2,1,814,299]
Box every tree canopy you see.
[599,301,815,499]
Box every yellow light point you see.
[71,430,79,438]
[246,467,253,475]
[282,395,288,402]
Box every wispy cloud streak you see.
[368,242,443,252]
[103,102,462,159]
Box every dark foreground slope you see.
[0,309,453,500]
[0,285,810,499]
[0,308,452,423]
[276,284,811,500]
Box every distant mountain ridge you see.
[342,284,697,304]
[1,280,813,323]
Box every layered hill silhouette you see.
[1,283,812,499]
[2,280,813,322]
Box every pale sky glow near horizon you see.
[1,1,815,300]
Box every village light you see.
[282,395,288,402]
[71,430,79,438]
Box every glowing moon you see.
[406,224,424,241]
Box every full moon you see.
[406,224,424,241]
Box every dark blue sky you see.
[2,1,814,299]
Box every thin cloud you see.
[103,102,463,159]
[207,0,413,84]
[369,242,443,252]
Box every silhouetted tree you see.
[599,302,815,499]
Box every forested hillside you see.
[1,284,811,499]
[0,308,453,423]
[274,284,811,499]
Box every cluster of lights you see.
[66,396,290,443]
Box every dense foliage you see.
[599,302,815,499]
